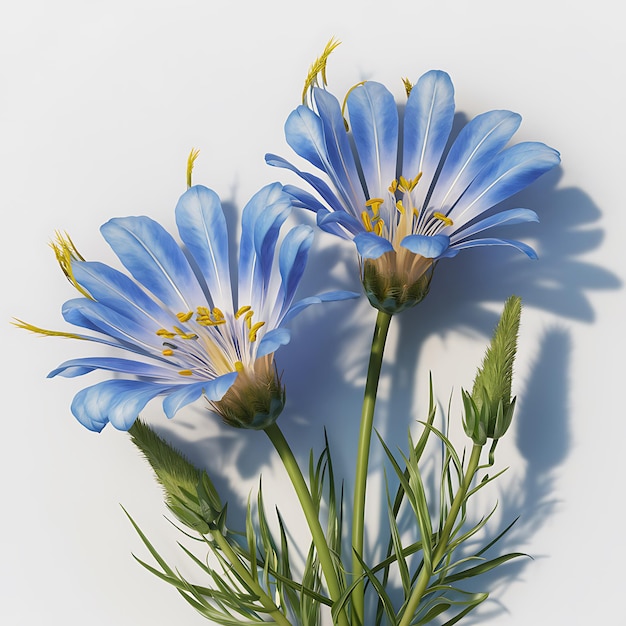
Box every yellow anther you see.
[50,231,92,299]
[433,212,454,227]
[176,311,193,322]
[413,208,420,220]
[162,348,174,356]
[235,305,252,319]
[396,200,405,215]
[197,306,211,317]
[402,77,414,98]
[156,328,176,339]
[173,326,197,340]
[244,309,255,329]
[389,179,398,193]
[374,219,384,237]
[212,307,224,321]
[412,172,423,189]
[365,198,384,216]
[12,318,85,340]
[302,37,341,105]
[248,321,266,342]
[398,176,411,192]
[178,369,194,376]
[361,210,374,232]
[234,361,245,373]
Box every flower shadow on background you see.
[151,153,618,619]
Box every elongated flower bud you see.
[463,296,522,444]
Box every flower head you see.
[16,183,356,431]
[266,58,560,313]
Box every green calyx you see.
[463,295,522,444]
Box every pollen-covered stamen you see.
[178,369,194,376]
[196,306,226,327]
[433,212,454,227]
[248,321,265,342]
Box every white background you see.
[1,1,624,624]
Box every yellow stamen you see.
[388,179,398,194]
[178,369,193,376]
[186,147,200,189]
[212,307,224,321]
[302,37,341,105]
[398,176,411,192]
[374,219,384,237]
[156,328,176,339]
[234,361,245,373]
[361,210,374,232]
[176,311,193,322]
[235,305,251,319]
[341,80,367,130]
[244,309,254,329]
[402,77,414,98]
[411,172,423,190]
[396,200,405,215]
[162,348,174,356]
[248,321,266,342]
[365,198,384,217]
[433,212,454,227]
[12,318,85,340]
[173,326,197,340]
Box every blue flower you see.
[17,183,357,431]
[266,70,560,312]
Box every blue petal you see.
[403,70,455,210]
[354,232,395,259]
[316,207,364,237]
[71,380,169,432]
[257,328,292,357]
[101,216,205,312]
[446,237,537,259]
[313,88,366,212]
[448,142,561,228]
[284,105,328,170]
[266,154,349,216]
[162,372,238,418]
[428,110,522,214]
[400,234,450,258]
[62,298,161,356]
[281,290,361,324]
[347,82,399,200]
[238,183,288,305]
[49,357,174,379]
[450,208,538,243]
[175,185,232,305]
[72,261,168,329]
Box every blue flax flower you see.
[266,69,560,313]
[18,183,356,431]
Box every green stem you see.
[210,528,292,626]
[398,443,483,626]
[351,310,393,626]
[264,422,350,626]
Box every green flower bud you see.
[463,296,522,444]
[361,249,434,314]
[211,354,285,429]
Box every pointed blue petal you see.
[257,328,292,357]
[313,88,367,212]
[101,216,205,312]
[450,208,538,243]
[175,185,232,305]
[354,232,395,259]
[400,234,450,258]
[428,110,522,214]
[71,379,168,432]
[162,372,238,418]
[448,142,561,228]
[266,154,349,216]
[274,224,314,324]
[281,290,361,324]
[446,237,538,259]
[347,82,399,200]
[49,357,173,379]
[72,261,168,329]
[403,70,455,211]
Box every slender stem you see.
[210,528,292,626]
[351,310,393,626]
[398,443,484,626]
[264,422,350,626]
